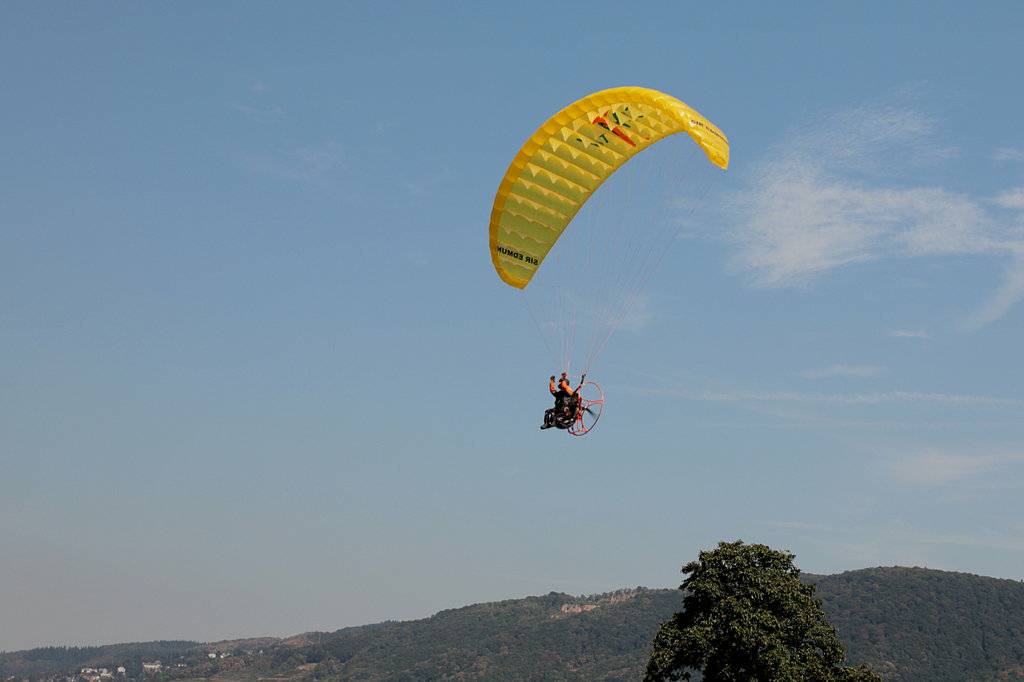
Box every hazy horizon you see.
[6,564,1017,652]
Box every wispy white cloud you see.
[994,188,1024,211]
[800,364,883,379]
[610,293,654,332]
[964,254,1024,329]
[637,386,1024,409]
[401,251,430,267]
[730,102,1024,326]
[886,451,1024,486]
[251,81,267,93]
[993,147,1024,163]
[759,520,832,532]
[241,141,345,185]
[889,329,930,339]
[798,526,1024,573]
[784,103,952,170]
[403,168,455,197]
[231,103,284,123]
[912,530,1024,553]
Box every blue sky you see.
[2,2,1024,651]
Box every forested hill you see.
[811,567,1024,681]
[4,567,1024,681]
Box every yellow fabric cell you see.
[489,86,729,289]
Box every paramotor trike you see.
[553,380,604,436]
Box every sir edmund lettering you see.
[496,245,538,266]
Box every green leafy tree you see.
[646,541,881,682]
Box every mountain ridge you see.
[4,566,1024,681]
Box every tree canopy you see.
[646,541,881,682]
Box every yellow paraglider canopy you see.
[489,86,729,289]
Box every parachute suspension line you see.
[523,295,559,373]
[554,272,572,374]
[592,176,714,366]
[576,190,600,376]
[581,144,659,373]
[582,161,642,373]
[563,287,574,372]
[560,288,571,373]
[565,237,579,374]
[594,249,645,366]
[585,232,651,371]
[490,87,730,386]
[581,173,612,375]
[590,168,709,367]
[571,186,599,373]
[567,292,578,374]
[590,193,676,365]
[527,244,567,374]
[583,143,716,371]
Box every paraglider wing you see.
[489,86,729,289]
